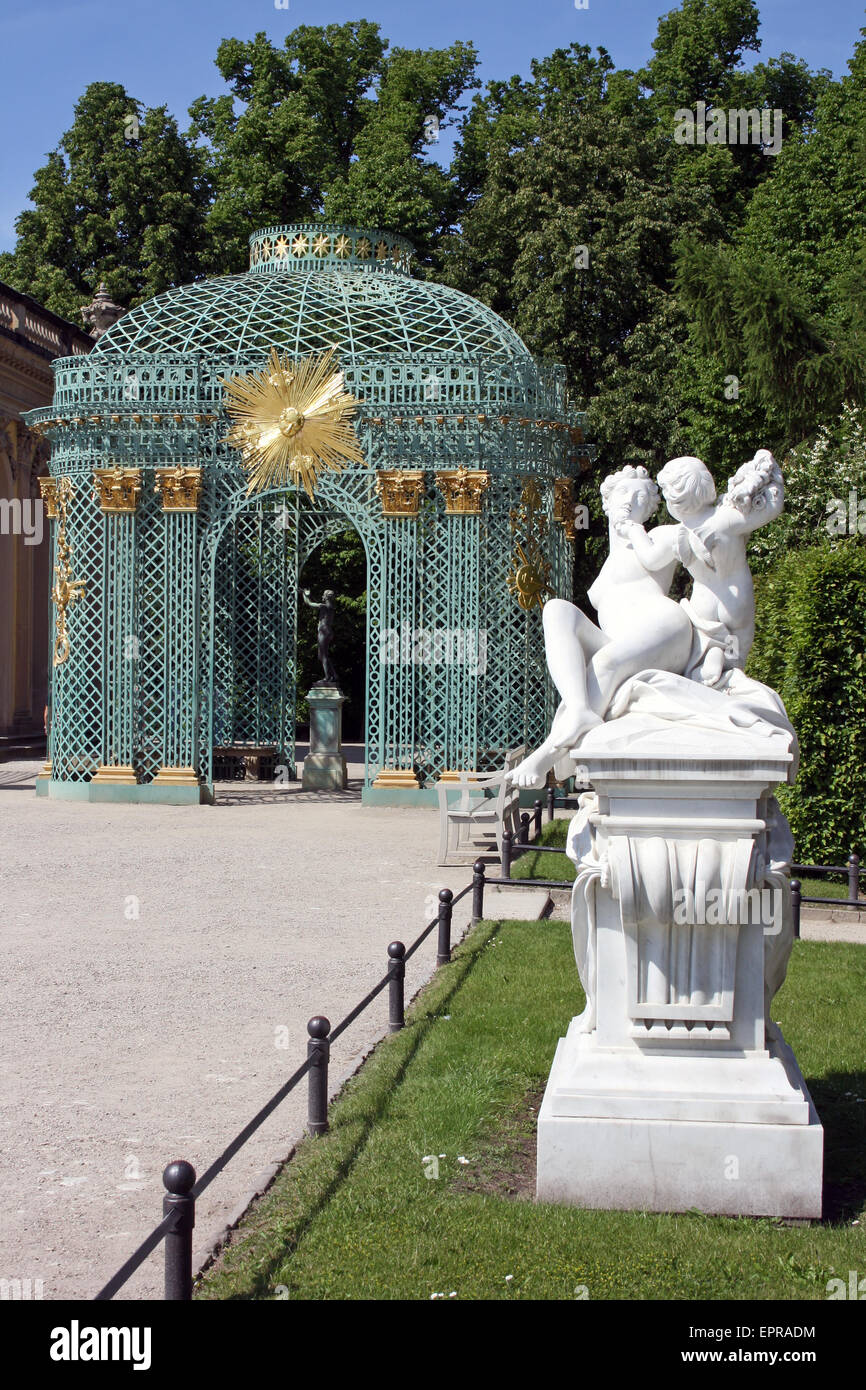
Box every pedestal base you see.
[302,686,348,791]
[302,752,348,792]
[537,1028,823,1218]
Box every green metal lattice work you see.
[25,225,591,804]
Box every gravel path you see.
[0,753,486,1301]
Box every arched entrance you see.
[199,477,380,800]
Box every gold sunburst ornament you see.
[222,347,366,499]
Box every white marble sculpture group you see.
[516,452,823,1217]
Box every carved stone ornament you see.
[435,467,490,516]
[81,283,126,338]
[375,469,425,517]
[154,467,203,513]
[92,467,142,514]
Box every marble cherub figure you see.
[619,450,784,686]
[510,451,786,789]
[511,465,694,787]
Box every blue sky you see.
[1,0,864,253]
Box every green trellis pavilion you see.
[25,225,589,804]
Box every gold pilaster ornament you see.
[51,478,86,667]
[375,469,426,517]
[554,477,577,541]
[435,468,490,516]
[154,467,203,513]
[507,478,554,611]
[222,347,365,499]
[38,476,60,520]
[92,467,142,514]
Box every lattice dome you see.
[94,224,530,363]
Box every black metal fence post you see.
[387,942,406,1031]
[533,799,543,840]
[791,879,801,940]
[307,1016,330,1135]
[519,812,530,845]
[472,859,486,924]
[848,852,860,904]
[437,889,453,965]
[546,783,555,823]
[502,829,512,880]
[163,1160,196,1301]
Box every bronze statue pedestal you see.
[302,686,348,791]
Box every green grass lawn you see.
[798,876,858,902]
[197,912,866,1302]
[508,815,574,882]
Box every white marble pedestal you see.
[536,725,823,1217]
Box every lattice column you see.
[152,468,202,786]
[91,468,142,784]
[549,476,577,733]
[372,470,424,788]
[435,469,488,778]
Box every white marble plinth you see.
[537,1029,823,1217]
[535,732,823,1219]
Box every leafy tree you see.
[669,330,786,473]
[441,46,721,471]
[323,42,479,256]
[745,404,866,574]
[0,83,210,321]
[639,1,831,232]
[748,540,866,862]
[674,30,866,445]
[190,24,478,273]
[639,0,761,113]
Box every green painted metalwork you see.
[25,225,592,801]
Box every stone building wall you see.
[0,282,92,743]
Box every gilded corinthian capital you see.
[92,467,142,514]
[375,469,425,517]
[154,467,203,512]
[435,468,490,516]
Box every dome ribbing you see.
[94,224,530,364]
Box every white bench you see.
[436,746,525,866]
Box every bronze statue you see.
[301,588,340,686]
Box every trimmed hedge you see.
[748,541,866,863]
